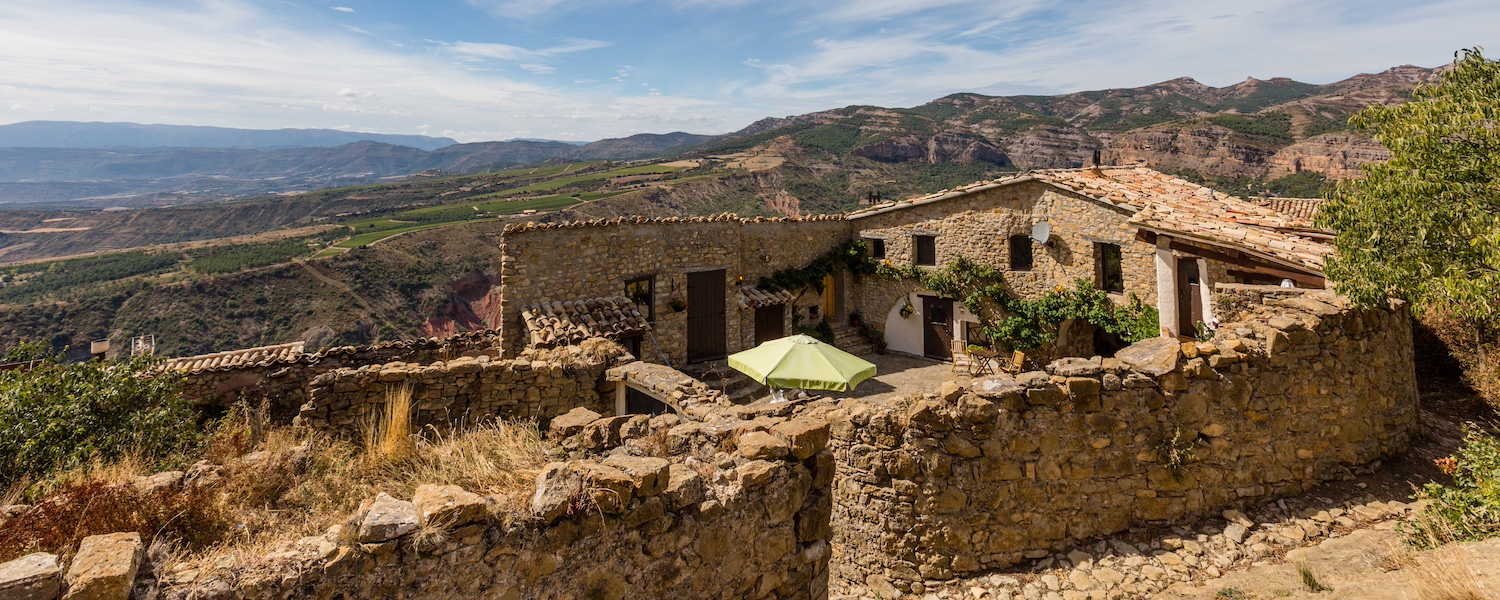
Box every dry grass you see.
[362,383,415,461]
[0,402,556,565]
[1396,515,1489,600]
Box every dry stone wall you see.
[177,330,503,419]
[159,400,838,600]
[296,344,628,433]
[828,287,1417,594]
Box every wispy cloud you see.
[0,0,748,140]
[330,6,355,13]
[443,38,610,62]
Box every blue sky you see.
[0,0,1495,142]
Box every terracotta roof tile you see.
[738,285,799,309]
[162,341,305,374]
[846,166,1333,274]
[521,296,650,348]
[1249,196,1324,223]
[503,213,843,235]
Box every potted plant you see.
[848,310,864,329]
[899,297,915,319]
[667,297,687,312]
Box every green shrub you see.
[1402,424,1500,547]
[0,353,201,494]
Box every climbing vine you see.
[759,239,879,293]
[877,256,1159,352]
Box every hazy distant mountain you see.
[0,121,459,151]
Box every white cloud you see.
[0,0,750,140]
[520,63,556,74]
[331,6,354,13]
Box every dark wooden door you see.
[1177,257,1203,337]
[686,270,727,362]
[754,304,785,345]
[921,296,954,360]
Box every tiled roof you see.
[521,296,651,348]
[846,166,1333,274]
[738,285,799,309]
[1249,197,1324,223]
[162,341,305,373]
[503,213,843,234]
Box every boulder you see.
[737,431,790,460]
[413,484,487,528]
[663,464,705,509]
[131,471,183,495]
[0,552,61,600]
[358,493,419,543]
[1047,357,1102,377]
[601,455,671,497]
[548,407,601,438]
[574,462,634,513]
[531,463,583,522]
[771,418,831,460]
[1115,336,1181,376]
[971,376,1024,399]
[64,533,142,600]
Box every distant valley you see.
[0,63,1438,359]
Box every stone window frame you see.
[913,234,937,266]
[624,275,656,323]
[866,237,887,259]
[1094,242,1125,293]
[1008,235,1033,271]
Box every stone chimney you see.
[1085,149,1104,177]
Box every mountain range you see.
[0,64,1439,209]
[0,121,460,151]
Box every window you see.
[624,276,654,322]
[1095,242,1124,293]
[914,235,937,266]
[868,238,886,259]
[1008,235,1033,271]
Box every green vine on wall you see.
[877,256,1159,352]
[759,240,879,293]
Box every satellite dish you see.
[1030,222,1052,245]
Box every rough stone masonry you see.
[827,285,1418,595]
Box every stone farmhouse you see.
[103,163,1422,600]
[498,163,1332,367]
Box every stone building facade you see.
[498,215,849,366]
[494,167,1332,366]
[846,178,1157,358]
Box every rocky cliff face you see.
[1265,133,1391,180]
[1104,124,1286,179]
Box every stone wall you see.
[160,400,837,600]
[177,330,503,419]
[295,344,629,433]
[499,216,852,365]
[827,287,1417,594]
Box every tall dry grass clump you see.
[1384,516,1489,600]
[362,382,416,461]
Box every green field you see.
[332,193,605,248]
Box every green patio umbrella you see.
[727,334,877,392]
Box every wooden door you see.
[754,304,785,345]
[686,270,727,362]
[1177,257,1203,337]
[821,274,836,320]
[921,296,954,360]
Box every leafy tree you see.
[1317,48,1500,319]
[0,350,200,492]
